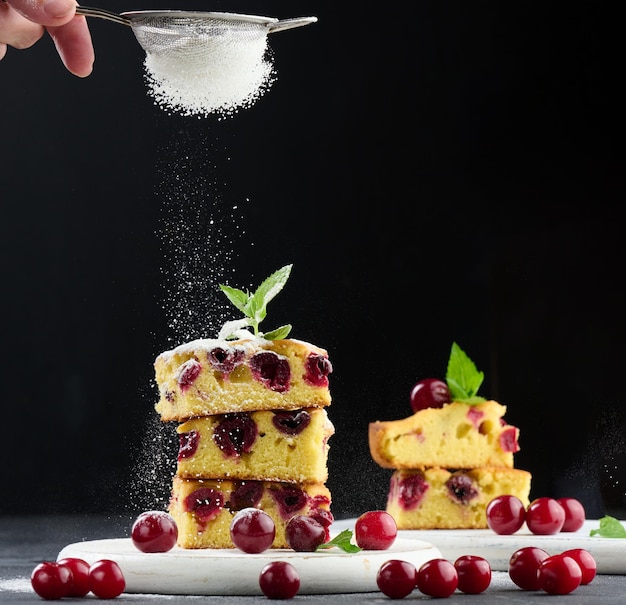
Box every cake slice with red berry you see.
[368,342,532,530]
[176,407,334,483]
[368,400,519,469]
[155,337,333,422]
[169,476,333,549]
[386,467,531,529]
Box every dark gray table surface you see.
[2,514,626,604]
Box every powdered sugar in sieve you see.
[75,7,317,117]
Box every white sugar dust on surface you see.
[143,28,277,118]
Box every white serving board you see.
[57,537,441,596]
[333,519,626,574]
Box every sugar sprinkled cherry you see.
[486,495,526,535]
[57,557,90,597]
[562,548,597,585]
[259,561,300,599]
[285,515,326,552]
[230,507,276,553]
[416,558,458,598]
[454,555,492,594]
[537,553,582,595]
[376,559,417,599]
[30,561,72,600]
[354,510,397,550]
[88,559,126,599]
[508,546,550,590]
[410,378,451,412]
[131,510,178,553]
[525,497,565,535]
[557,497,586,532]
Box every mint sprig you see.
[218,264,293,340]
[590,515,626,538]
[446,342,487,404]
[316,529,361,554]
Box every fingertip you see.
[42,0,76,20]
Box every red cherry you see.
[354,510,397,550]
[259,561,300,599]
[285,515,326,552]
[229,507,275,553]
[562,548,597,585]
[454,555,492,594]
[526,497,565,535]
[416,558,458,598]
[57,557,90,597]
[508,546,550,590]
[557,497,586,532]
[30,561,72,600]
[131,510,178,553]
[410,378,451,412]
[537,554,582,595]
[376,559,417,598]
[88,559,125,599]
[486,495,525,534]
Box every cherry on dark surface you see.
[446,473,479,504]
[57,557,90,598]
[508,546,550,590]
[88,559,126,599]
[229,481,264,511]
[177,359,202,392]
[303,353,333,386]
[131,511,178,553]
[410,378,451,412]
[562,548,597,584]
[272,410,311,435]
[376,559,417,599]
[212,413,258,457]
[416,558,458,598]
[230,508,276,553]
[285,515,326,551]
[249,351,291,392]
[454,555,492,594]
[537,554,582,595]
[30,561,72,600]
[259,561,300,599]
[178,430,199,460]
[184,487,225,521]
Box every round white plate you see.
[333,519,626,574]
[57,537,441,595]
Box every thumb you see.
[8,0,76,26]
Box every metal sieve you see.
[75,6,317,57]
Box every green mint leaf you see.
[590,515,626,538]
[317,529,361,553]
[262,324,292,341]
[219,264,292,337]
[446,342,486,404]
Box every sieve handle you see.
[267,17,318,34]
[75,6,131,26]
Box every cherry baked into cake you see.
[153,265,336,549]
[368,343,532,529]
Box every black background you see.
[1,1,625,521]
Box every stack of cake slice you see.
[368,400,532,529]
[153,336,335,548]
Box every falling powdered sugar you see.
[142,19,276,118]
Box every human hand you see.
[0,0,94,77]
